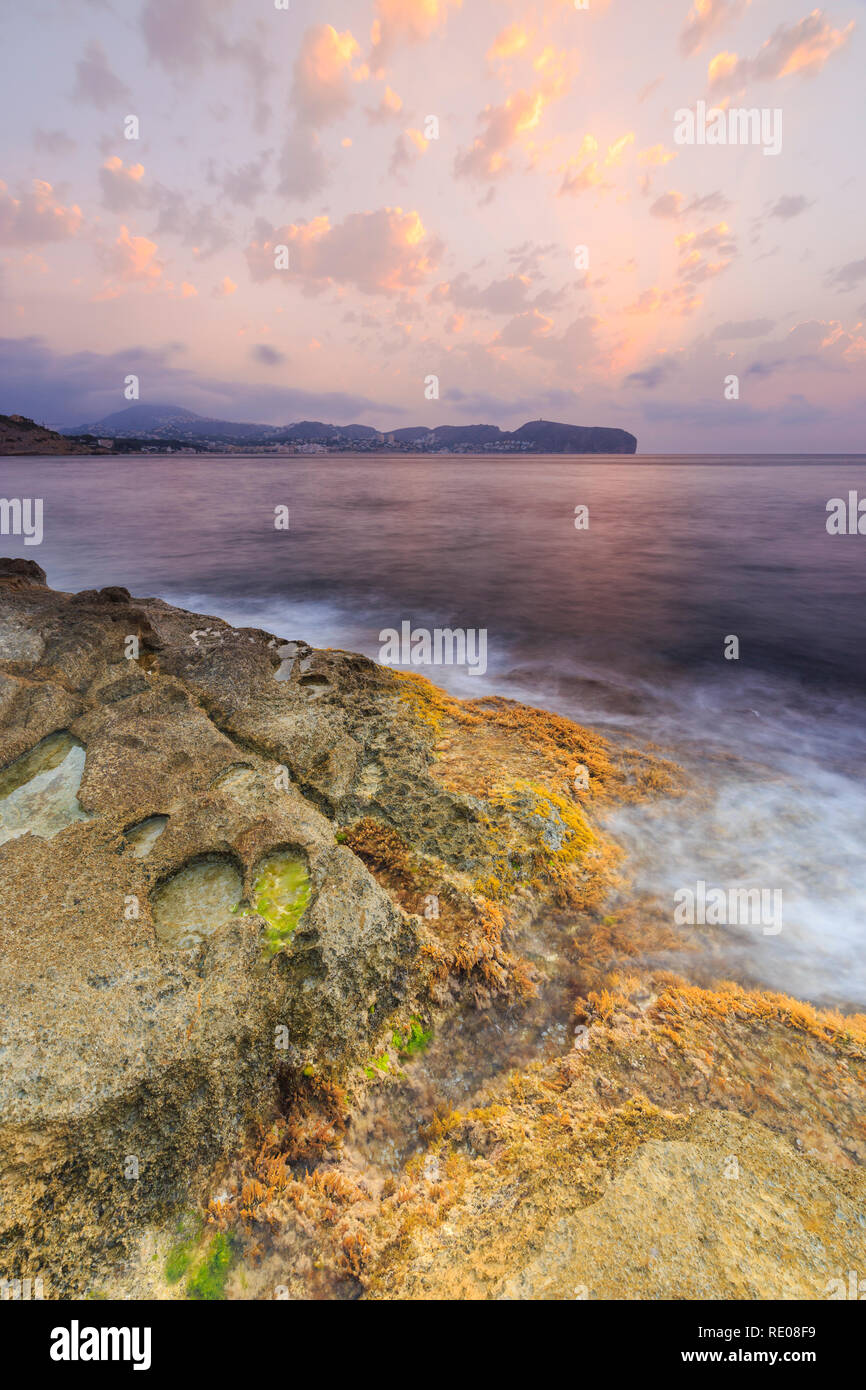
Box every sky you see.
[0,0,864,450]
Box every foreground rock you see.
[0,562,417,1292]
[2,559,863,1301]
[0,560,659,1294]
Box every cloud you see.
[680,0,749,57]
[768,194,812,220]
[744,318,866,376]
[558,142,606,195]
[827,257,866,292]
[139,1,273,129]
[708,12,854,95]
[0,335,394,428]
[624,284,702,318]
[0,179,83,244]
[95,159,234,256]
[245,208,442,297]
[140,0,230,71]
[641,398,766,426]
[650,189,730,219]
[558,132,635,197]
[626,360,676,388]
[675,221,737,283]
[534,314,599,367]
[713,318,775,338]
[292,25,366,126]
[212,277,237,298]
[440,383,583,421]
[99,157,147,212]
[488,312,599,373]
[650,191,686,219]
[637,144,677,166]
[744,357,783,378]
[457,52,573,184]
[71,39,130,109]
[94,225,164,297]
[389,129,429,174]
[637,77,663,104]
[276,127,328,198]
[96,159,241,258]
[487,23,533,64]
[507,240,559,277]
[150,188,233,258]
[370,0,461,68]
[213,155,269,207]
[366,86,403,123]
[430,271,564,315]
[251,343,286,366]
[456,89,548,182]
[33,129,77,157]
[495,308,555,346]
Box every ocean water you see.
[2,453,866,1007]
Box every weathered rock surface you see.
[2,560,863,1303]
[1,562,642,1295]
[359,988,866,1300]
[0,563,420,1293]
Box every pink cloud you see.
[681,0,750,57]
[708,11,854,95]
[95,224,164,298]
[0,179,83,244]
[370,0,461,67]
[293,25,366,126]
[99,157,147,213]
[246,207,442,297]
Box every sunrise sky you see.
[1,0,864,450]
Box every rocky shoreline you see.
[1,557,863,1300]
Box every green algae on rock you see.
[163,1216,236,1300]
[185,1232,236,1300]
[249,849,312,955]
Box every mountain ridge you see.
[58,404,637,453]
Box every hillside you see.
[69,403,268,443]
[0,414,102,456]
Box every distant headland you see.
[1,406,637,456]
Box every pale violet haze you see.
[0,1,864,450]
